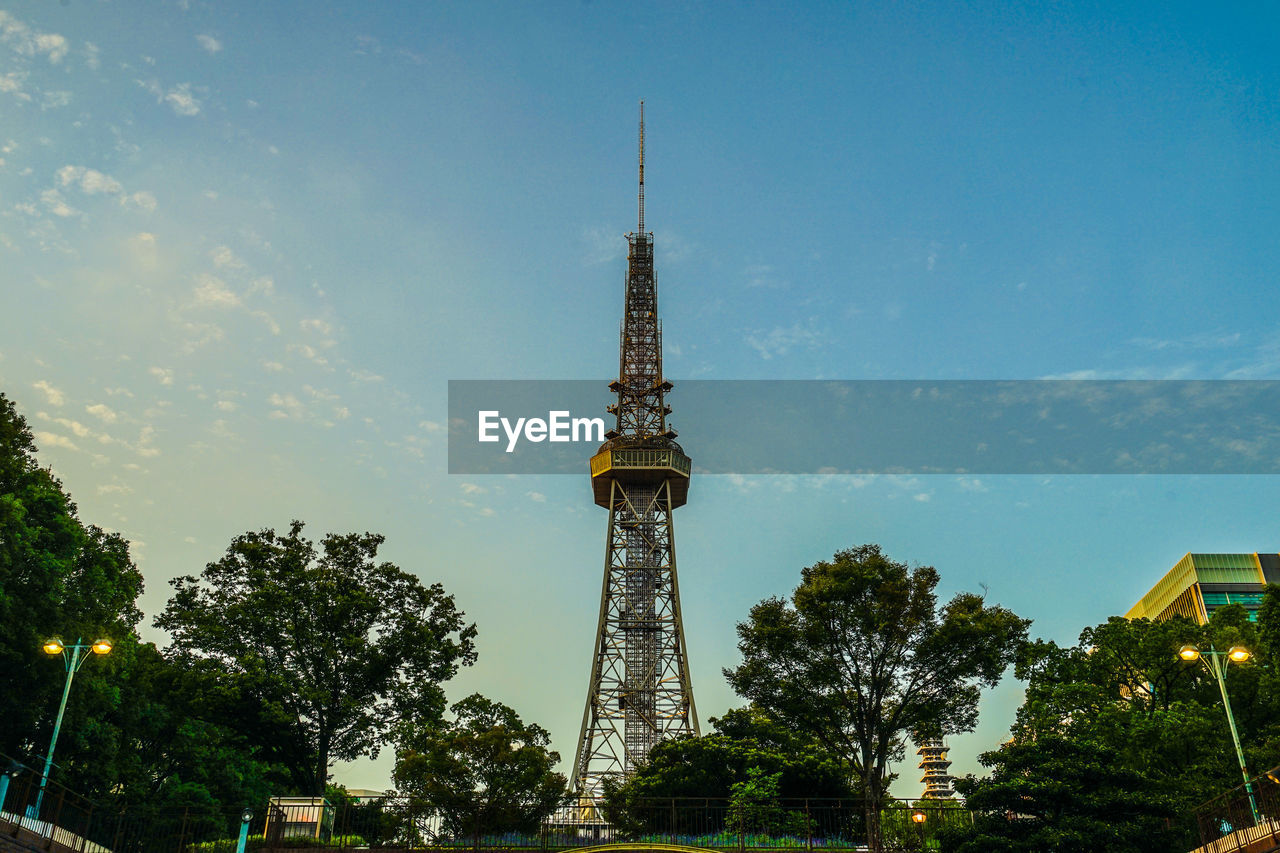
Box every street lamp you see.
[1177,643,1259,823]
[34,637,111,815]
[910,809,927,850]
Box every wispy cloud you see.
[86,403,119,423]
[196,34,222,55]
[192,274,242,308]
[34,430,78,450]
[54,165,157,212]
[0,11,69,64]
[138,79,202,116]
[32,380,65,406]
[745,318,824,360]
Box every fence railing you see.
[264,796,970,852]
[0,754,969,853]
[0,756,243,853]
[1193,767,1280,853]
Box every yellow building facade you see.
[1126,552,1279,624]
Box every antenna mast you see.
[638,100,645,234]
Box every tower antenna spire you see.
[637,100,645,234]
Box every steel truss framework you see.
[574,103,697,797]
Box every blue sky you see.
[4,0,1280,793]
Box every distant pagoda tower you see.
[917,738,955,799]
[572,102,698,797]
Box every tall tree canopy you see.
[725,544,1029,853]
[946,604,1280,851]
[156,521,478,795]
[393,693,567,837]
[0,392,144,770]
[603,706,853,803]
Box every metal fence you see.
[0,756,969,853]
[1193,767,1280,853]
[263,797,970,853]
[0,757,243,853]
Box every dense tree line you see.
[940,596,1280,852]
[10,383,1280,851]
[0,392,523,829]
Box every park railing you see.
[0,755,970,853]
[259,796,970,853]
[0,755,250,853]
[1192,767,1280,853]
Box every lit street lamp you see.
[1177,643,1259,823]
[34,637,112,815]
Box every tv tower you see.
[573,102,698,796]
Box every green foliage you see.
[0,392,144,765]
[603,706,853,805]
[156,521,478,795]
[947,610,1280,851]
[726,768,806,836]
[393,693,567,838]
[724,544,1029,852]
[941,736,1181,853]
[188,834,368,853]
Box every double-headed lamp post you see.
[1178,643,1259,824]
[35,637,112,815]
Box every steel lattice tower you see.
[573,103,698,797]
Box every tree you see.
[156,521,477,795]
[941,736,1182,853]
[393,693,567,838]
[0,392,144,774]
[945,613,1268,851]
[724,545,1029,853]
[603,705,852,800]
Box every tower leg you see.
[574,478,697,796]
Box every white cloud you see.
[54,165,156,212]
[34,431,78,450]
[460,483,488,495]
[86,403,118,423]
[163,82,201,116]
[149,366,174,385]
[196,34,222,54]
[210,245,244,268]
[289,343,329,366]
[0,12,68,63]
[215,400,237,412]
[527,491,547,502]
[40,188,80,218]
[192,274,241,308]
[40,90,70,109]
[126,191,157,211]
[98,483,133,495]
[32,380,65,406]
[84,42,100,70]
[301,318,332,335]
[745,318,824,360]
[139,79,202,116]
[0,71,30,102]
[267,392,305,418]
[58,165,123,195]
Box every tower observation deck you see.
[573,103,698,796]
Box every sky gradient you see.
[3,1,1280,794]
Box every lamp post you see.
[911,809,927,851]
[1178,643,1259,824]
[34,637,112,816]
